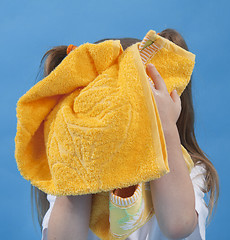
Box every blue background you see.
[1,0,229,239]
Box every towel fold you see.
[15,30,195,239]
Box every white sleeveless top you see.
[42,164,208,240]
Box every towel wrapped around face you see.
[15,30,195,239]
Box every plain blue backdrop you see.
[1,0,229,239]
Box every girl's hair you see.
[31,29,219,231]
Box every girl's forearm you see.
[47,194,92,240]
[150,124,198,239]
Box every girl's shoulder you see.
[190,163,207,197]
[190,163,207,180]
[47,194,56,203]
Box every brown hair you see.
[31,29,219,231]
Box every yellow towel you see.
[104,32,195,239]
[15,30,195,239]
[89,145,193,240]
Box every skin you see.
[47,194,92,240]
[47,63,198,240]
[146,63,198,239]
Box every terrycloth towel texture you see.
[106,31,195,239]
[90,145,193,240]
[15,30,195,239]
[108,144,193,239]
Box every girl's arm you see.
[146,64,198,239]
[47,194,92,240]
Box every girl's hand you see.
[146,63,181,131]
[147,64,198,239]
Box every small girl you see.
[31,28,219,240]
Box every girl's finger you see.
[149,79,157,94]
[146,64,167,92]
[170,89,181,107]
